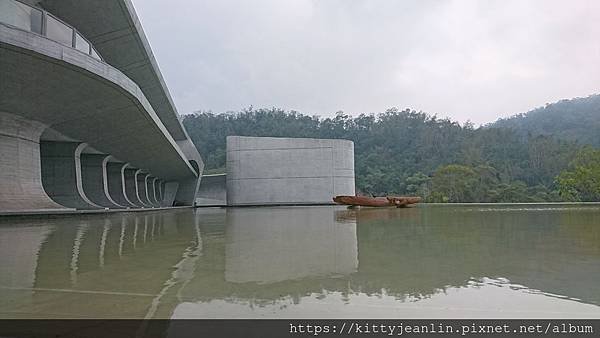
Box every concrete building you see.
[226,136,355,206]
[0,0,204,214]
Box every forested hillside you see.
[492,94,600,146]
[183,105,599,202]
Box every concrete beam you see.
[40,141,102,210]
[0,112,68,212]
[80,153,121,208]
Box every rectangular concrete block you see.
[226,136,355,206]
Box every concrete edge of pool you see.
[3,202,600,218]
[0,205,195,218]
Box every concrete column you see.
[0,112,67,212]
[80,153,122,208]
[143,175,157,207]
[162,182,179,207]
[135,170,152,207]
[40,141,102,210]
[149,177,160,207]
[123,166,141,208]
[157,180,164,205]
[174,177,201,206]
[105,160,132,208]
[175,141,204,207]
[144,174,155,207]
[154,178,163,207]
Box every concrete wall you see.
[226,136,355,206]
[196,174,227,206]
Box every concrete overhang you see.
[35,0,189,141]
[0,23,197,180]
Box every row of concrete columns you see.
[39,141,169,210]
[0,112,198,213]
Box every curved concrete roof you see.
[0,23,196,180]
[36,0,189,141]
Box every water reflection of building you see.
[225,207,357,283]
[0,222,54,313]
[0,208,354,319]
[0,211,203,319]
[0,223,53,288]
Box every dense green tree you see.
[492,94,600,147]
[556,148,600,201]
[182,103,591,202]
[430,165,478,202]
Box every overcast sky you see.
[131,0,600,125]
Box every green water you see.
[0,205,599,319]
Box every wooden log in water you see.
[333,195,421,207]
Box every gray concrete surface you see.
[40,141,102,210]
[159,181,166,204]
[155,180,164,205]
[135,171,148,207]
[39,0,189,142]
[162,182,179,207]
[80,153,120,208]
[134,170,152,208]
[105,161,130,208]
[148,177,159,207]
[0,24,197,181]
[196,174,227,206]
[0,112,67,212]
[175,139,205,205]
[0,5,204,212]
[145,176,156,206]
[226,136,355,206]
[123,167,142,208]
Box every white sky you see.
[132,0,600,125]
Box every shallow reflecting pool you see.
[0,205,599,318]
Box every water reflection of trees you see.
[350,206,600,304]
[183,206,600,308]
